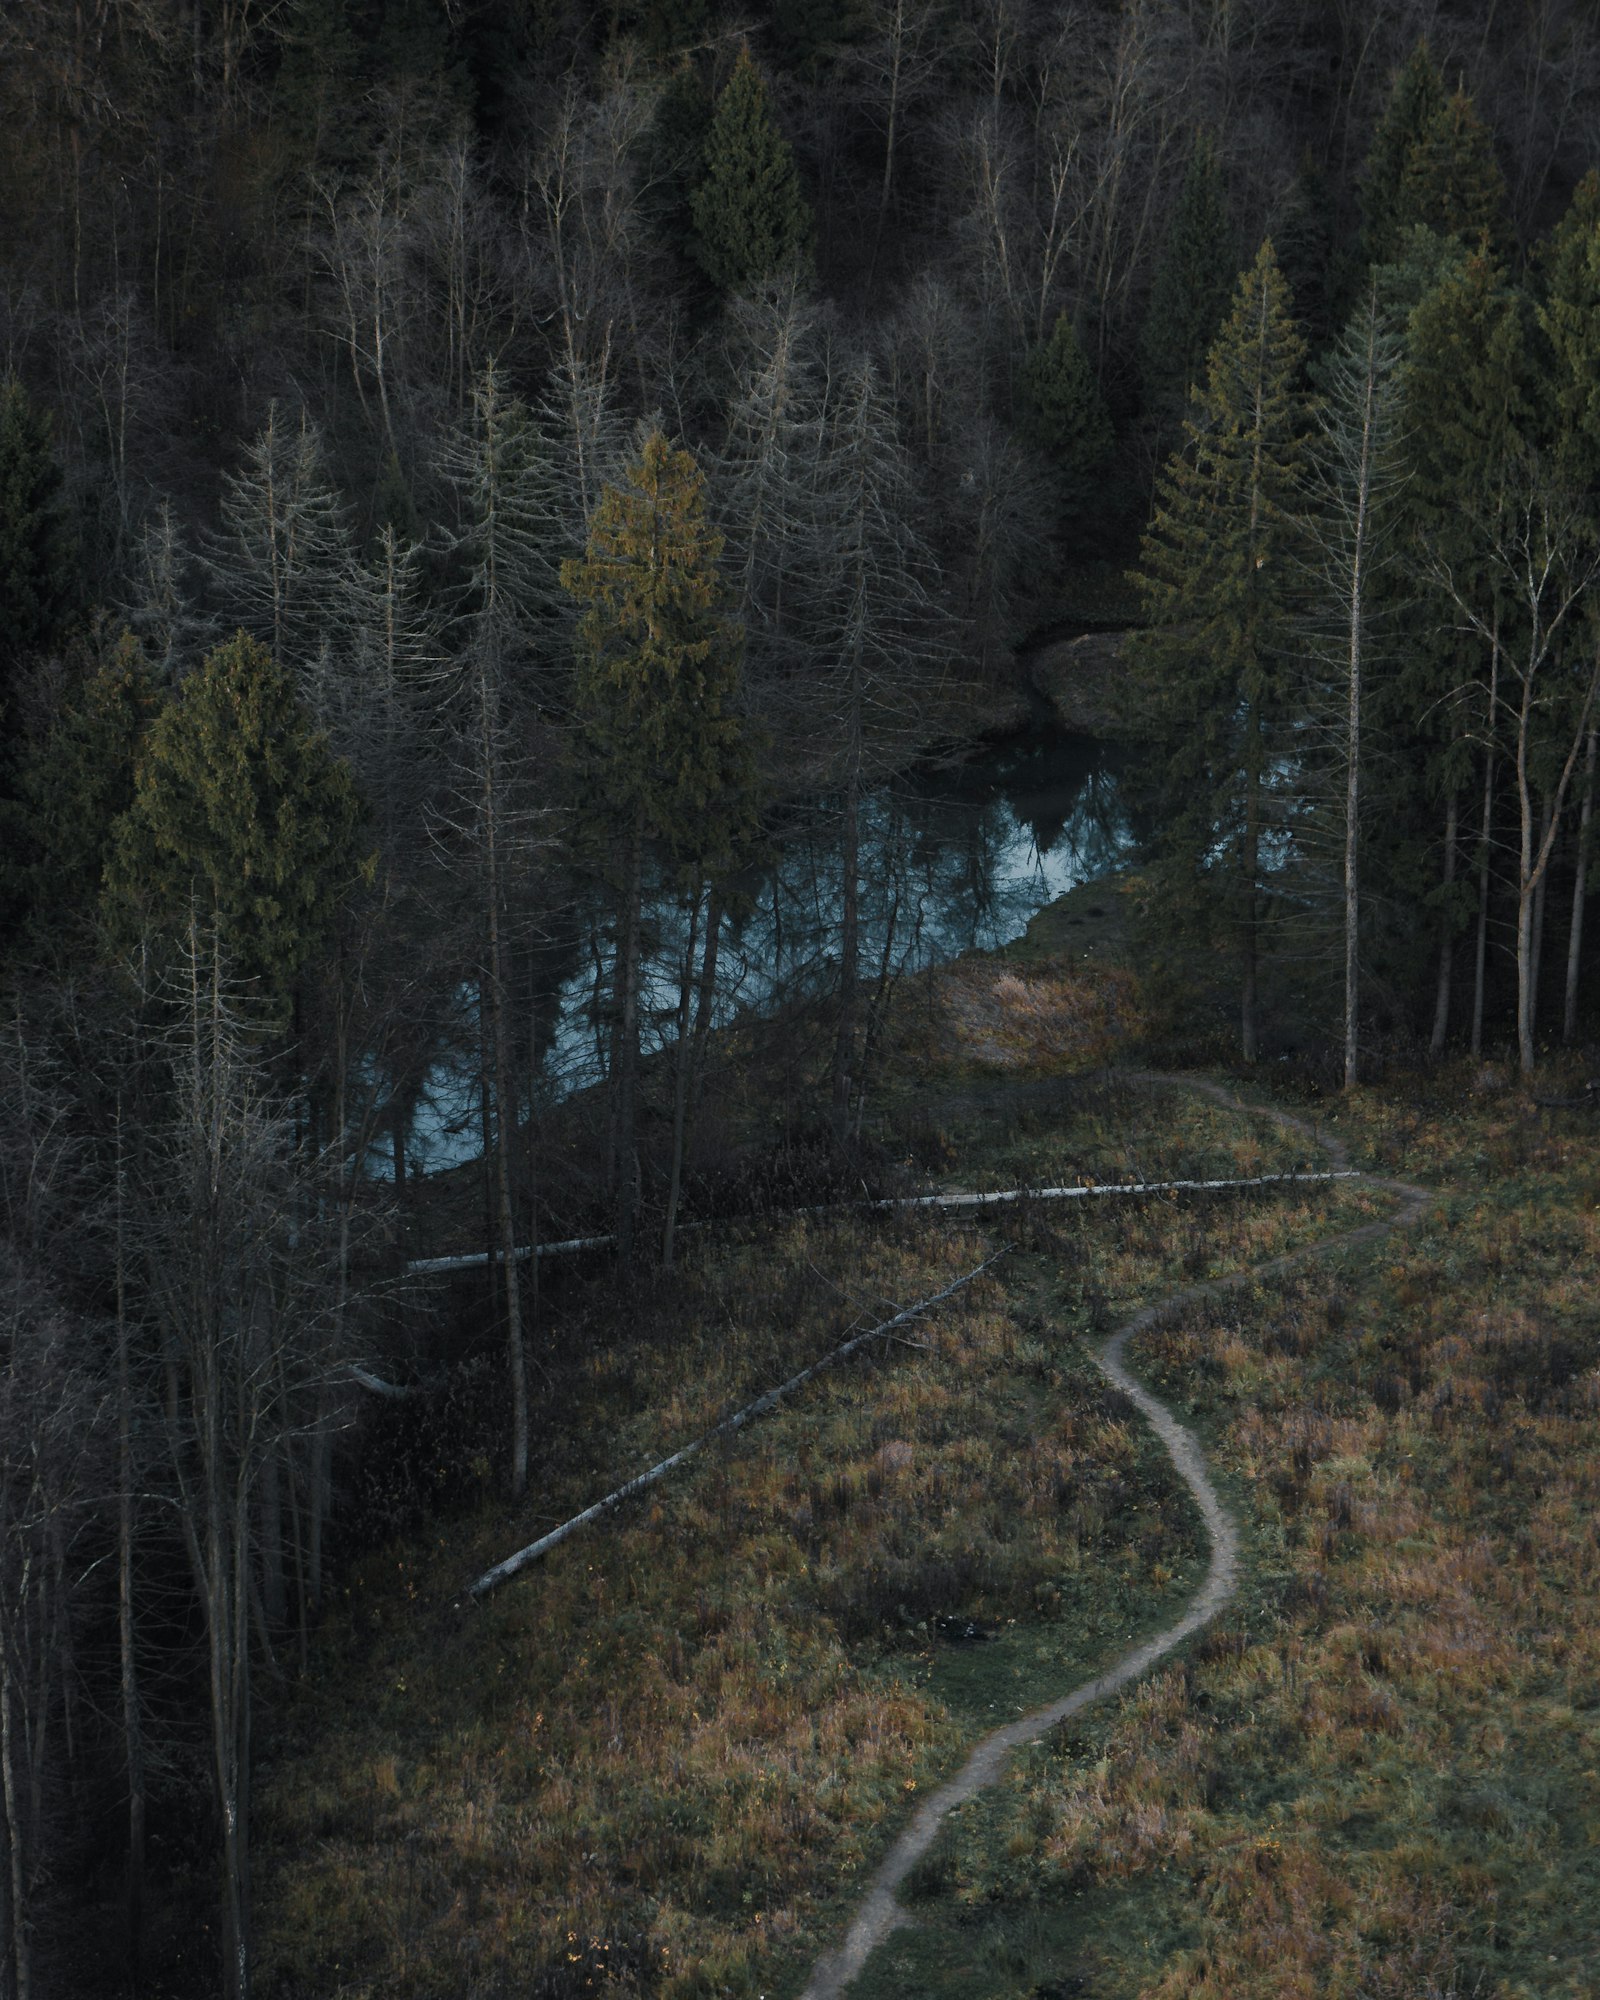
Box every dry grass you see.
[255,1111,1369,2000]
[882,1081,1600,1999]
[905,961,1144,1076]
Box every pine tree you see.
[690,45,813,294]
[1137,134,1236,424]
[1360,39,1447,266]
[103,632,369,1013]
[14,622,162,945]
[1395,89,1510,258]
[1019,312,1114,518]
[1126,239,1308,1062]
[562,429,755,1261]
[435,362,557,1502]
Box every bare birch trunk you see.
[1430,792,1457,1059]
[1471,646,1499,1058]
[1563,727,1596,1043]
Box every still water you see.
[398,728,1127,1173]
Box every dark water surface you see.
[400,728,1128,1173]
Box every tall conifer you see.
[1396,90,1510,258]
[1019,312,1114,519]
[690,45,813,294]
[1137,134,1235,424]
[103,633,369,1014]
[562,430,755,1261]
[1360,40,1447,266]
[1536,172,1600,1042]
[1126,239,1307,1061]
[0,376,72,730]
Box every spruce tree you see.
[1360,39,1447,266]
[14,623,161,946]
[1137,134,1236,424]
[1019,312,1114,518]
[690,45,813,294]
[562,429,755,1261]
[1396,89,1510,259]
[1126,239,1308,1062]
[103,632,369,1014]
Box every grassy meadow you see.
[853,1081,1600,2000]
[255,896,1599,2000]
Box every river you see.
[395,727,1128,1175]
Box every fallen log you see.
[411,1170,1359,1276]
[465,1250,1008,1601]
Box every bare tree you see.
[1301,286,1408,1086]
[1434,465,1600,1076]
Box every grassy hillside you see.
[855,1082,1600,2000]
[254,896,1600,2000]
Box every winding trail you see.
[797,1075,1434,2000]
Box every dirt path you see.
[796,1075,1433,2000]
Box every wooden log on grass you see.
[466,1250,1008,1601]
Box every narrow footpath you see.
[797,1076,1434,2000]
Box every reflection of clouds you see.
[400,736,1130,1172]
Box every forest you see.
[2,0,1600,1995]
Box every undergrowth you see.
[255,1119,1366,1998]
[857,1078,1600,2000]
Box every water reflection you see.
[396,729,1127,1174]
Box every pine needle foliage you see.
[1396,89,1511,260]
[563,429,755,876]
[104,632,370,1012]
[690,44,813,295]
[0,374,72,685]
[1359,39,1447,267]
[1020,312,1114,517]
[1537,169,1600,497]
[1138,134,1236,423]
[1126,239,1308,1060]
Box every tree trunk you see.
[1563,727,1596,1043]
[478,638,529,1498]
[832,758,862,1140]
[485,955,528,1501]
[1471,645,1499,1058]
[865,0,905,296]
[115,1103,146,1972]
[1240,702,1262,1065]
[689,883,723,1129]
[1430,792,1458,1060]
[614,806,646,1266]
[1344,608,1362,1088]
[661,883,703,1271]
[1529,796,1553,1044]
